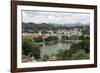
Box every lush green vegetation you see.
[56,49,71,60]
[22,22,90,61]
[34,36,59,45]
[62,36,69,40]
[56,43,89,60]
[71,50,89,60]
[42,55,49,61]
[22,33,90,61]
[45,36,59,41]
[22,39,40,60]
[55,33,90,60]
[22,22,89,33]
[34,36,43,43]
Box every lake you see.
[40,40,81,58]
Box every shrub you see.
[42,55,49,61]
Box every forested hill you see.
[22,22,89,33]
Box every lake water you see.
[40,40,81,58]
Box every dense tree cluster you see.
[45,36,59,41]
[22,39,40,60]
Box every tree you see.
[81,29,90,53]
[34,36,43,43]
[31,43,40,59]
[45,36,58,41]
[70,42,82,54]
[56,49,72,60]
[71,50,89,60]
[22,39,40,60]
[80,39,90,53]
[61,36,69,40]
[70,39,90,54]
[22,39,33,55]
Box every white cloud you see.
[22,11,90,25]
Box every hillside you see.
[22,22,90,33]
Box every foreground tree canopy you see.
[22,39,40,60]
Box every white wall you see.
[17,0,98,5]
[0,0,99,73]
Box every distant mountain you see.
[68,22,89,26]
[22,22,89,33]
[39,22,89,27]
[51,22,89,27]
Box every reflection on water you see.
[40,40,81,58]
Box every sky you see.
[22,10,90,25]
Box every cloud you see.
[22,10,90,25]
